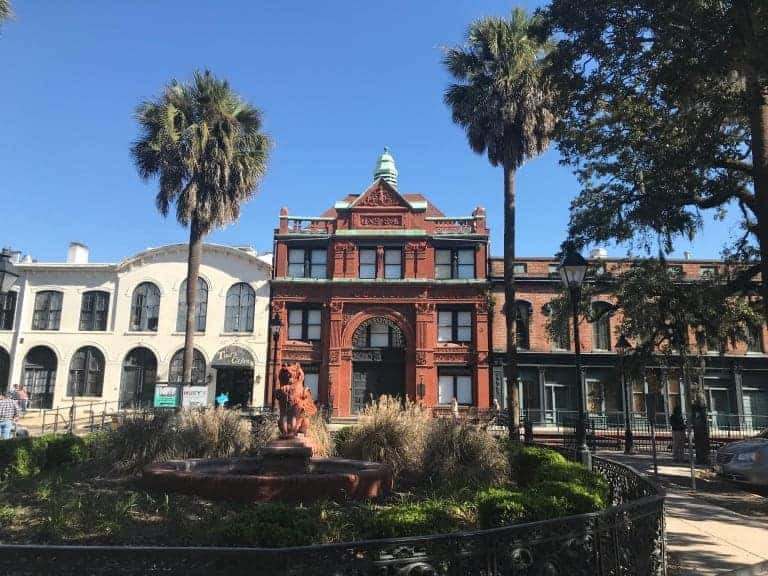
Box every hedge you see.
[0,435,87,480]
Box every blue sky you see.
[0,1,743,263]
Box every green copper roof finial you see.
[373,147,398,189]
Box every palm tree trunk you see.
[182,216,203,386]
[749,78,768,324]
[503,162,520,439]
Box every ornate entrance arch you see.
[345,314,410,414]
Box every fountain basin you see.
[142,456,393,503]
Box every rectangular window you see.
[32,291,63,331]
[438,370,473,405]
[513,263,527,275]
[287,249,305,278]
[287,308,322,341]
[553,318,570,351]
[0,291,16,330]
[79,291,109,331]
[310,249,327,278]
[287,248,327,278]
[435,248,475,279]
[700,266,716,278]
[747,324,763,353]
[437,309,472,343]
[359,248,377,279]
[384,248,401,279]
[548,264,559,277]
[304,371,319,401]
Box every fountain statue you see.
[142,362,392,503]
[274,362,316,439]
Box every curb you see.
[719,561,768,576]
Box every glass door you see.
[708,387,731,430]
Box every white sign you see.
[181,386,209,409]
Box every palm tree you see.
[444,9,557,437]
[132,70,271,387]
[0,1,12,27]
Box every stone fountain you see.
[142,363,392,503]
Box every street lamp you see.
[616,333,634,454]
[558,245,590,469]
[269,313,283,407]
[0,249,20,294]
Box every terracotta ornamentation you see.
[274,363,317,438]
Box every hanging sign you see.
[211,346,255,368]
[182,386,209,408]
[153,385,179,408]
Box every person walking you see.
[0,393,20,440]
[670,405,686,462]
[16,385,28,414]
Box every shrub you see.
[221,504,323,547]
[525,481,605,520]
[332,426,354,456]
[0,434,88,480]
[338,396,429,484]
[104,411,177,473]
[250,412,279,452]
[175,409,252,459]
[534,460,609,500]
[366,499,467,538]
[510,445,567,487]
[306,413,332,457]
[421,420,509,490]
[476,488,526,528]
[105,409,253,473]
[43,435,87,468]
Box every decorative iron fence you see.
[0,452,665,575]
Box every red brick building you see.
[490,257,768,429]
[268,150,491,416]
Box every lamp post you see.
[616,334,634,454]
[0,249,19,295]
[558,246,590,469]
[269,313,282,408]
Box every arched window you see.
[32,290,63,330]
[176,278,208,333]
[515,301,533,350]
[130,282,160,332]
[120,347,158,408]
[79,290,110,331]
[23,346,57,409]
[169,348,206,386]
[592,302,612,351]
[225,283,255,332]
[353,317,406,349]
[68,346,105,397]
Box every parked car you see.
[714,429,768,485]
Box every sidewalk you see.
[598,451,768,575]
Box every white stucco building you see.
[0,242,272,411]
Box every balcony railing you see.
[280,216,335,235]
[426,216,482,234]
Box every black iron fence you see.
[0,451,665,575]
[522,409,767,455]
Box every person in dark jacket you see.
[670,405,686,461]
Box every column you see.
[474,301,490,409]
[538,367,546,424]
[327,301,344,415]
[414,302,435,405]
[733,363,744,424]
